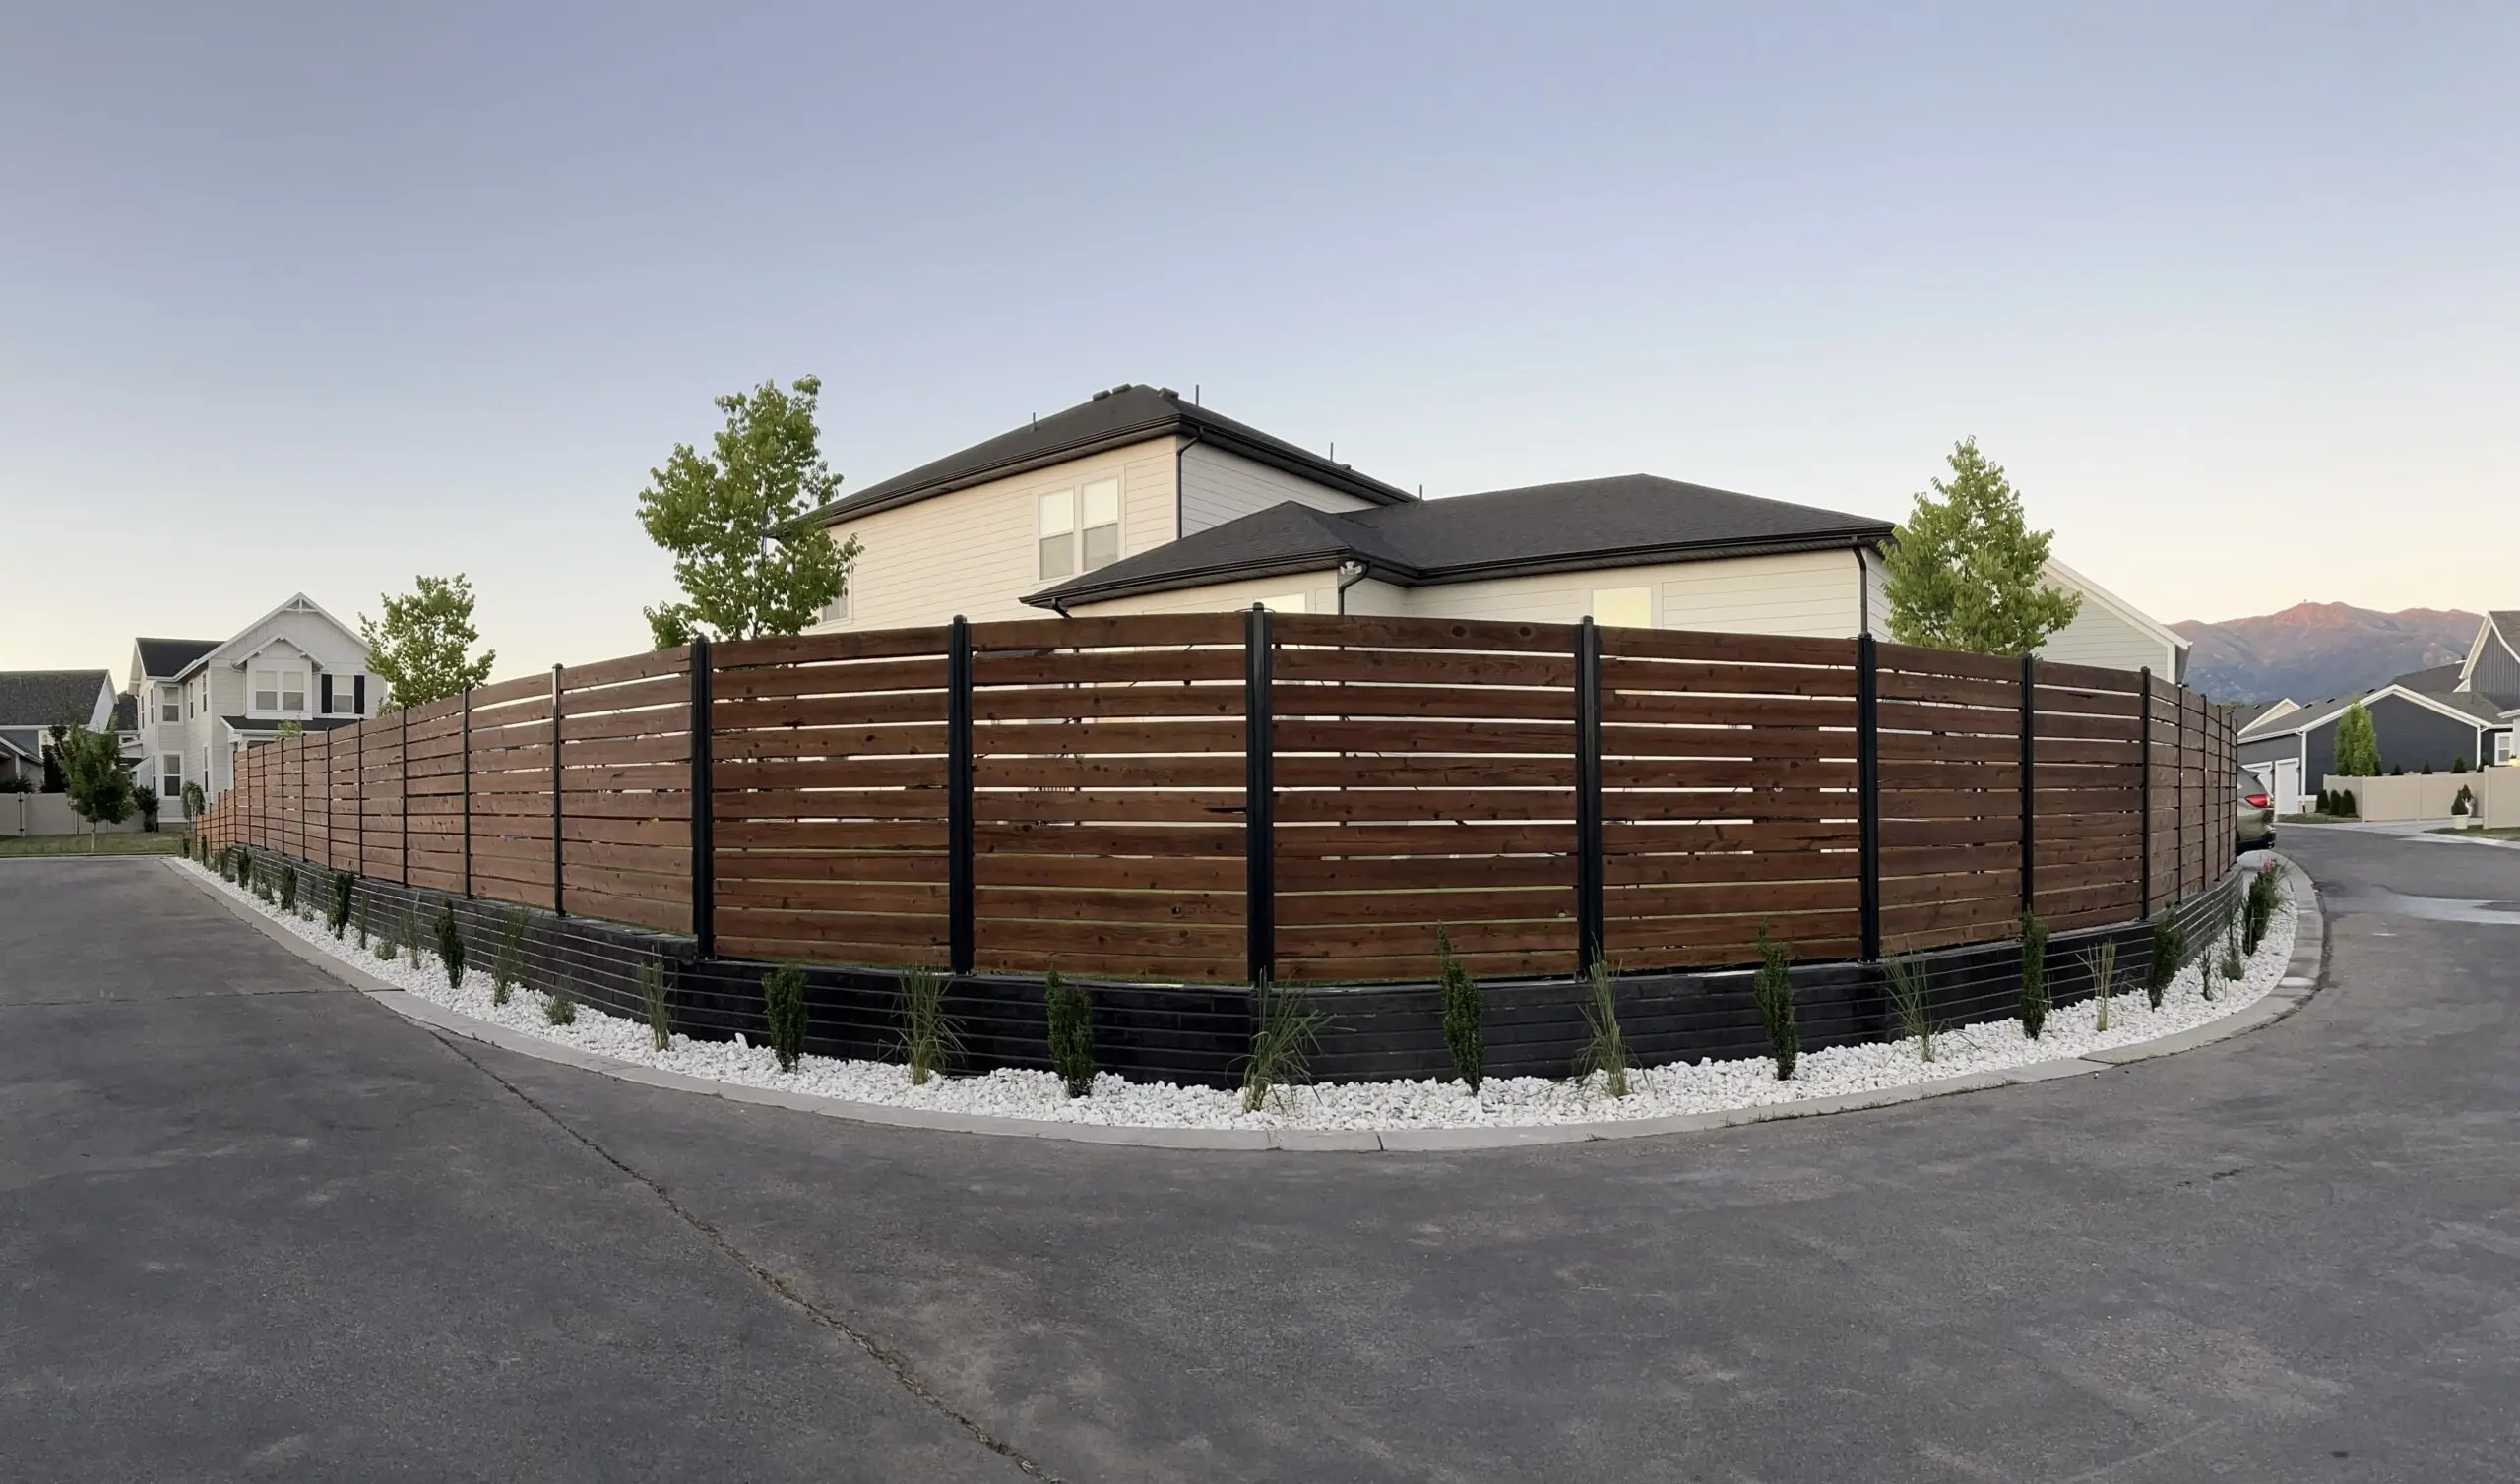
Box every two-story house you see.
[805,383,2184,672]
[127,594,377,815]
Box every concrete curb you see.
[164,853,2328,1153]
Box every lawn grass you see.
[2430,825,2520,841]
[0,831,187,858]
[2278,812,2350,825]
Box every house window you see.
[1591,587,1653,629]
[1253,592,1307,614]
[254,669,279,711]
[820,585,851,624]
[1038,490,1076,580]
[1080,478,1121,571]
[2498,733,2513,766]
[159,687,180,724]
[282,670,305,711]
[161,754,182,802]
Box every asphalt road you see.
[5,836,2516,1482]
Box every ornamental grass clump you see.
[2080,939,2119,1035]
[1044,969,1095,1098]
[328,872,355,938]
[2144,912,2183,1009]
[544,984,576,1025]
[2217,911,2245,991]
[1884,953,1933,1063]
[279,865,297,913]
[639,959,672,1051]
[763,962,808,1073]
[1751,927,1799,1081]
[1436,927,1484,1092]
[1239,975,1329,1114]
[2017,912,2051,1039]
[898,966,962,1086]
[1578,954,1632,1097]
[434,905,465,988]
[2243,859,2285,954]
[491,909,527,1006]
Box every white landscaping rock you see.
[181,859,2296,1133]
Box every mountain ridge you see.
[2170,601,2479,704]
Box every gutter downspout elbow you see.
[1336,560,1368,615]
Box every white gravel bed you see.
[183,857,2296,1132]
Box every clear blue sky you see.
[4,4,2512,680]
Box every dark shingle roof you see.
[219,714,364,735]
[1028,474,1893,609]
[2389,662,2465,694]
[0,670,111,729]
[111,693,138,730]
[137,637,221,677]
[808,384,1415,526]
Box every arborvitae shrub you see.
[1751,926,1799,1081]
[2421,761,2434,774]
[2335,789,2357,818]
[2452,755,2470,773]
[491,909,527,1006]
[2017,911,2051,1039]
[2390,765,2404,776]
[1044,969,1095,1098]
[1435,927,1484,1091]
[2243,860,2284,953]
[328,872,355,937]
[435,906,465,988]
[763,963,808,1073]
[279,866,296,913]
[639,959,672,1050]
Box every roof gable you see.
[177,593,366,679]
[134,636,221,678]
[808,384,1416,526]
[0,670,114,729]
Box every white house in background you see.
[805,383,2184,661]
[128,594,377,814]
[0,669,124,790]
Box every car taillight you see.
[2245,792,2271,809]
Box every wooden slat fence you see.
[199,615,2238,987]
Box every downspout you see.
[1336,560,1368,615]
[1855,547,1869,637]
[1174,429,1204,542]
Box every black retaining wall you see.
[217,843,2251,1090]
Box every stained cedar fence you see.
[200,613,2236,985]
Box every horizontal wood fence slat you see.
[197,614,2236,987]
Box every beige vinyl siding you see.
[1861,548,1890,637]
[1071,570,1342,617]
[1178,443,1375,534]
[816,439,1178,631]
[2035,601,2178,673]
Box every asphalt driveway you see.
[5,836,2517,1481]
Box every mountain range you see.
[2171,602,2479,704]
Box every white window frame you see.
[1080,477,1121,572]
[159,686,180,724]
[161,754,183,802]
[1591,586,1654,629]
[821,585,851,625]
[1038,489,1077,580]
[281,668,305,711]
[252,668,280,712]
[2497,732,2513,766]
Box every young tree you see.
[2334,699,2382,777]
[56,725,136,850]
[637,375,858,648]
[1882,437,2082,654]
[361,574,495,709]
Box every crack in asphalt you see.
[420,1027,1060,1482]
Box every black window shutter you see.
[321,674,334,713]
[353,676,366,714]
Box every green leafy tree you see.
[56,725,136,850]
[1883,438,2082,654]
[361,574,495,709]
[2333,699,2381,777]
[637,376,858,648]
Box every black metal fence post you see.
[460,686,472,898]
[946,617,975,976]
[2020,653,2037,914]
[2137,667,2152,917]
[551,663,565,918]
[689,637,714,958]
[1857,634,1881,960]
[1573,618,1604,977]
[1244,605,1275,987]
[399,704,410,884]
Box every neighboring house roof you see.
[2042,558,2192,657]
[135,636,221,677]
[1028,474,1894,610]
[2389,662,2466,694]
[171,593,365,682]
[220,714,364,736]
[2231,699,2299,732]
[0,727,39,762]
[806,383,1417,527]
[2456,609,2520,707]
[0,670,113,729]
[111,693,139,731]
[2240,684,2511,741]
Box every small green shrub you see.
[491,909,527,1006]
[2452,755,2470,773]
[355,897,370,951]
[763,962,807,1072]
[2334,788,2358,818]
[1044,969,1095,1098]
[2452,785,2474,817]
[402,902,429,967]
[435,906,465,988]
[1239,975,1328,1114]
[898,966,961,1086]
[376,924,398,960]
[220,844,239,882]
[2144,912,2184,1009]
[1436,927,1484,1091]
[1884,953,1933,1063]
[2243,860,2284,953]
[279,866,296,913]
[2017,911,2050,1039]
[1751,926,1799,1081]
[2080,939,2119,1035]
[181,781,205,819]
[544,986,576,1025]
[639,959,672,1050]
[1579,954,1632,1096]
[2389,764,2404,777]
[328,872,355,938]
[2214,912,2244,992]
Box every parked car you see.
[2236,770,2275,851]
